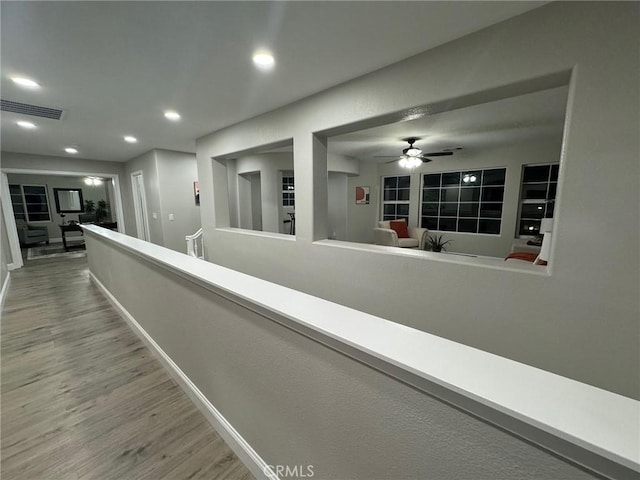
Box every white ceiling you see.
[0,1,546,163]
[328,85,569,161]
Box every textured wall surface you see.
[87,233,599,480]
[196,2,640,398]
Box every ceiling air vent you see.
[1,99,64,120]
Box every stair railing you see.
[185,228,204,259]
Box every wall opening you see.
[323,76,570,262]
[213,139,295,236]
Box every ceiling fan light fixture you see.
[85,177,103,186]
[405,147,422,157]
[399,156,422,169]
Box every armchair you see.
[16,220,49,246]
[373,220,428,250]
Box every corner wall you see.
[155,150,201,252]
[123,150,163,244]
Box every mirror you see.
[54,188,84,213]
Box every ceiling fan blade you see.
[422,151,454,157]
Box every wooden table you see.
[59,224,83,251]
[60,222,118,250]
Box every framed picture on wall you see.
[194,181,200,206]
[355,186,370,205]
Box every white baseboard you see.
[89,272,276,480]
[1,271,10,311]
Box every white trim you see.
[83,225,640,479]
[1,173,24,270]
[111,176,126,234]
[1,271,10,310]
[19,183,52,223]
[130,170,151,241]
[89,271,276,480]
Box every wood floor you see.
[1,253,254,480]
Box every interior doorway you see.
[131,171,150,241]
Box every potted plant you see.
[84,199,95,214]
[96,200,110,223]
[426,234,452,252]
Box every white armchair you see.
[373,219,428,250]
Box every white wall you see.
[327,154,359,240]
[228,152,295,234]
[327,172,348,240]
[155,150,201,253]
[123,151,163,244]
[123,149,200,253]
[196,3,640,399]
[347,160,379,244]
[6,173,110,240]
[87,232,601,480]
[1,202,10,286]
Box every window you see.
[517,163,558,236]
[420,168,506,234]
[282,175,295,207]
[11,184,51,222]
[382,175,410,221]
[9,184,26,221]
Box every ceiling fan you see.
[376,138,456,168]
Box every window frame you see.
[419,168,506,235]
[9,184,26,221]
[517,163,559,238]
[18,184,52,223]
[381,175,411,222]
[281,173,295,207]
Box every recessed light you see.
[65,147,78,154]
[252,51,275,69]
[124,135,138,143]
[164,110,181,121]
[11,76,40,88]
[17,120,36,129]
